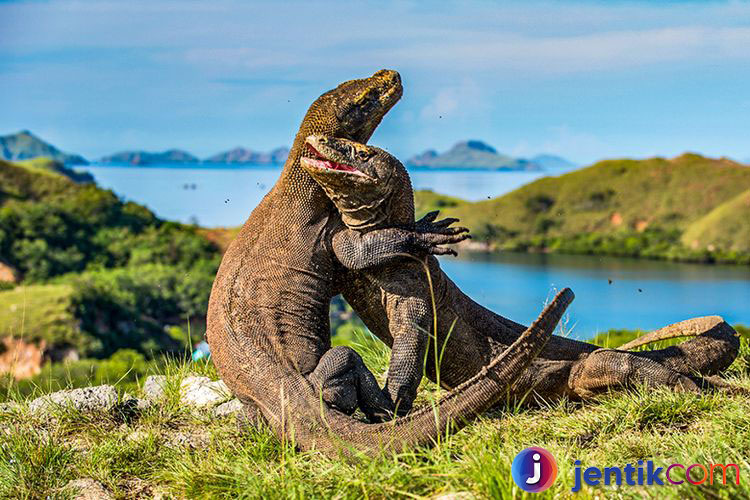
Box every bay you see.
[79,163,750,336]
[81,164,544,227]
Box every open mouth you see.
[302,143,362,174]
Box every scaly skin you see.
[206,70,573,457]
[301,137,740,408]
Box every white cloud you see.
[510,125,608,165]
[366,26,750,76]
[419,79,481,120]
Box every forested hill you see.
[0,158,221,360]
[416,153,750,263]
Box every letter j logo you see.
[512,447,558,493]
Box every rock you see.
[142,375,168,401]
[165,429,210,450]
[29,385,118,415]
[180,376,231,408]
[64,478,112,500]
[0,401,21,413]
[432,493,475,500]
[0,260,19,283]
[126,430,150,443]
[135,398,153,411]
[213,398,243,417]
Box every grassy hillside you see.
[0,157,76,204]
[431,153,750,264]
[414,189,469,219]
[681,188,750,254]
[0,285,78,347]
[14,157,94,183]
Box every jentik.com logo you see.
[512,447,558,493]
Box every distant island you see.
[2,130,581,172]
[0,130,88,165]
[204,146,289,165]
[406,140,576,172]
[100,146,291,166]
[529,154,578,171]
[99,149,200,165]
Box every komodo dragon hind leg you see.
[307,346,395,423]
[237,346,396,432]
[569,316,741,399]
[236,401,266,434]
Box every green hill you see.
[434,153,750,263]
[0,130,88,165]
[0,285,78,347]
[407,140,541,171]
[13,157,94,183]
[0,158,221,358]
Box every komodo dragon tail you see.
[618,316,740,376]
[619,316,731,350]
[236,288,573,458]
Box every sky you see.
[1,0,749,165]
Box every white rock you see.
[180,376,231,408]
[165,430,210,449]
[432,493,475,500]
[65,478,113,500]
[142,375,168,401]
[0,401,20,413]
[126,430,150,443]
[213,398,244,417]
[29,385,118,415]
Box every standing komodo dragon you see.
[206,69,574,457]
[298,135,740,408]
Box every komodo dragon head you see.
[294,70,403,149]
[300,135,413,230]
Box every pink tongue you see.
[328,160,358,172]
[307,157,357,172]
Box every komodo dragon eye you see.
[356,150,373,161]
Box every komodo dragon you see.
[299,135,741,407]
[206,69,574,457]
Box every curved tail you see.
[619,316,727,350]
[619,316,740,376]
[241,288,574,457]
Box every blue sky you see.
[1,0,749,164]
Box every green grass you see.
[0,284,78,344]
[2,331,750,499]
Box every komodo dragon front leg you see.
[309,222,470,421]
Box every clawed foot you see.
[413,210,471,256]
